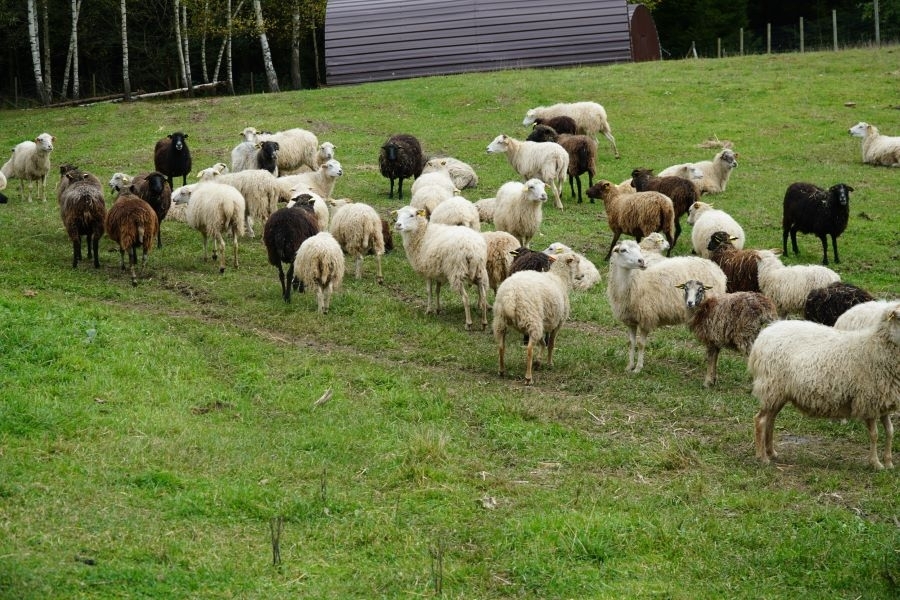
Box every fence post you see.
[874,0,881,46]
[717,38,721,58]
[800,17,805,53]
[832,10,838,51]
[767,23,772,54]
[740,28,744,56]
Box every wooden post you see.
[832,10,838,51]
[740,28,744,56]
[874,0,881,46]
[767,23,771,54]
[717,38,721,58]
[800,17,805,53]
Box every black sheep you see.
[803,282,875,326]
[256,140,280,175]
[379,134,424,200]
[263,195,320,302]
[632,167,699,251]
[533,115,578,135]
[154,131,192,189]
[57,166,106,269]
[782,182,854,265]
[129,171,172,248]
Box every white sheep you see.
[280,159,343,201]
[428,195,480,231]
[211,169,287,237]
[249,127,319,174]
[687,201,745,258]
[492,179,548,248]
[661,149,737,195]
[393,206,489,331]
[0,169,7,203]
[1,132,55,202]
[638,232,670,265]
[328,201,385,284]
[410,185,455,217]
[834,300,900,331]
[542,242,601,291]
[486,134,568,210]
[607,239,727,373]
[317,142,336,167]
[756,251,841,317]
[848,121,900,167]
[292,231,345,314]
[748,303,900,469]
[493,252,583,385]
[421,156,479,190]
[195,162,230,180]
[474,197,496,224]
[481,230,521,293]
[173,181,246,273]
[410,171,456,197]
[522,101,619,158]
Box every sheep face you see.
[522,109,539,127]
[524,179,548,203]
[323,159,343,178]
[543,242,572,255]
[393,206,424,233]
[171,185,193,204]
[241,127,259,143]
[319,142,335,160]
[848,122,870,138]
[687,202,712,225]
[486,135,510,154]
[707,230,738,252]
[718,149,738,169]
[830,183,854,206]
[109,172,131,193]
[676,279,714,309]
[35,133,55,152]
[640,232,670,255]
[169,132,188,151]
[610,240,647,270]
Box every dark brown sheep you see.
[130,171,172,248]
[532,115,577,135]
[706,230,764,293]
[154,131,192,189]
[106,192,159,286]
[631,168,700,250]
[57,165,106,269]
[379,134,424,200]
[263,195,320,302]
[803,281,875,326]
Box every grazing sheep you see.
[526,126,598,204]
[532,115,577,135]
[585,180,676,260]
[213,169,288,237]
[129,171,172,248]
[782,182,854,265]
[660,149,737,195]
[328,201,385,284]
[263,195,320,302]
[486,134,569,210]
[493,179,548,247]
[153,131,192,189]
[848,121,900,167]
[687,201,745,258]
[757,251,841,317]
[802,282,874,326]
[481,230,521,293]
[748,303,900,469]
[631,168,700,250]
[105,192,158,286]
[834,300,899,331]
[174,181,246,273]
[429,195,480,231]
[522,102,619,158]
[706,231,763,293]
[542,242,601,291]
[57,166,106,269]
[676,279,777,388]
[638,232,670,265]
[607,239,727,373]
[1,132,55,202]
[493,252,583,385]
[292,231,345,314]
[379,134,425,199]
[393,206,489,331]
[422,156,479,190]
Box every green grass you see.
[1,47,899,599]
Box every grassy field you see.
[1,47,899,598]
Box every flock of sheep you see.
[1,100,898,470]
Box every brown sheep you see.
[631,168,700,250]
[106,193,159,286]
[706,230,764,293]
[586,180,675,260]
[57,165,106,269]
[129,171,172,248]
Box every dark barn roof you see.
[325,0,642,86]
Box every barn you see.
[324,0,661,86]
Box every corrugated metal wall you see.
[325,0,634,86]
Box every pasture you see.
[0,47,898,598]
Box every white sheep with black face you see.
[849,121,900,167]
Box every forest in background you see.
[0,0,897,107]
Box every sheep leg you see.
[496,327,507,376]
[625,326,637,372]
[781,229,790,256]
[789,228,800,255]
[830,234,840,264]
[354,255,363,279]
[881,414,894,469]
[673,219,682,250]
[818,235,830,265]
[375,253,384,285]
[477,279,488,331]
[754,409,771,463]
[865,418,885,470]
[603,130,620,159]
[704,345,720,388]
[231,230,240,269]
[91,235,101,268]
[277,263,290,302]
[524,336,535,386]
[118,248,126,271]
[632,327,649,373]
[157,227,163,249]
[129,247,139,286]
[202,234,210,262]
[215,233,227,273]
[546,328,559,367]
[550,180,564,210]
[764,403,784,460]
[316,284,327,314]
[456,281,473,331]
[71,238,81,269]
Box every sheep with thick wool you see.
[757,250,841,317]
[492,179,548,248]
[638,232,670,265]
[422,156,479,190]
[481,230,521,293]
[105,192,158,286]
[676,279,777,388]
[487,134,568,210]
[493,252,583,385]
[706,231,763,293]
[848,121,900,167]
[206,169,288,237]
[1,132,54,202]
[474,197,497,224]
[328,201,385,284]
[527,125,598,204]
[282,159,343,201]
[834,300,900,331]
[174,181,246,273]
[263,196,320,302]
[687,201,745,258]
[531,115,577,135]
[57,165,106,269]
[607,239,727,374]
[782,182,854,265]
[631,168,699,250]
[379,134,425,199]
[802,282,874,326]
[153,131,192,189]
[748,302,900,469]
[428,195,480,231]
[253,127,320,175]
[585,180,676,260]
[130,171,172,248]
[410,173,457,216]
[292,231,345,314]
[660,149,737,195]
[542,242,601,291]
[522,101,619,158]
[394,206,489,331]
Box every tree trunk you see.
[61,0,82,100]
[121,0,131,100]
[41,0,52,100]
[290,2,301,90]
[181,5,194,95]
[252,0,279,93]
[26,0,49,105]
[173,0,188,89]
[225,0,238,94]
[200,0,209,83]
[311,23,320,88]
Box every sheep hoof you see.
[464,323,473,331]
[524,378,533,386]
[219,267,226,274]
[376,277,384,285]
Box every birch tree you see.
[26,0,49,104]
[121,0,131,100]
[61,0,82,100]
[252,0,279,92]
[174,0,189,89]
[181,3,194,93]
[290,1,301,89]
[41,0,52,100]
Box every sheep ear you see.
[416,209,426,217]
[674,283,685,289]
[703,285,713,290]
[730,236,738,241]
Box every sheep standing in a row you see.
[706,231,763,293]
[329,201,386,284]
[487,134,568,210]
[421,156,479,190]
[174,181,246,273]
[154,131,192,189]
[379,134,424,200]
[263,196,320,302]
[660,148,737,195]
[130,171,172,248]
[393,206,489,331]
[522,101,619,158]
[493,179,547,247]
[748,302,900,469]
[631,168,699,250]
[676,279,777,388]
[585,180,675,260]
[292,232,345,314]
[782,182,854,265]
[493,252,583,385]
[802,282,874,326]
[687,201,745,258]
[757,251,841,317]
[105,192,159,286]
[848,121,900,167]
[526,125,598,204]
[606,240,727,373]
[1,132,55,202]
[57,166,106,269]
